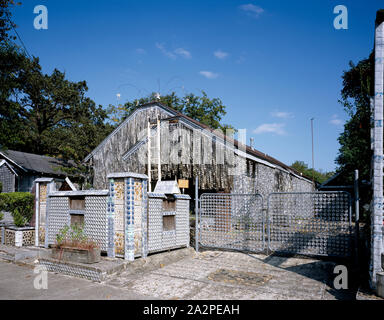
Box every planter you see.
[3,226,35,247]
[51,247,101,264]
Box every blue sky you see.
[10,0,383,172]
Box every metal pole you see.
[147,119,151,192]
[35,182,39,247]
[354,170,360,266]
[157,116,161,182]
[195,176,199,253]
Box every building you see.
[0,149,74,193]
[84,102,313,199]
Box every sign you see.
[154,181,181,194]
[178,179,189,189]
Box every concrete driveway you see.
[105,250,356,300]
[0,248,356,300]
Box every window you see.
[69,196,85,210]
[70,214,84,227]
[69,196,85,227]
[163,215,176,231]
[162,198,176,211]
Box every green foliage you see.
[0,192,34,227]
[0,44,114,187]
[290,161,334,184]
[334,52,380,222]
[0,211,3,221]
[335,53,375,185]
[69,223,87,242]
[110,91,234,132]
[56,225,69,246]
[55,224,98,250]
[12,208,27,227]
[0,0,21,44]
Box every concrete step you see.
[0,251,14,261]
[0,245,40,262]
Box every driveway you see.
[105,250,356,300]
[0,249,356,300]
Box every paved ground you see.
[105,250,356,300]
[0,259,157,300]
[0,248,358,300]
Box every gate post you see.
[195,176,199,253]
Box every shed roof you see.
[0,149,74,176]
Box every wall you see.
[0,164,15,193]
[147,194,190,253]
[232,162,313,203]
[46,191,109,251]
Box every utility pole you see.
[311,118,315,186]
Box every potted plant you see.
[52,224,101,264]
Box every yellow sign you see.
[178,179,189,189]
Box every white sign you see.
[154,181,180,194]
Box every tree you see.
[335,53,375,185]
[291,161,334,184]
[110,91,235,132]
[0,44,114,186]
[0,0,21,43]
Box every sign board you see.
[154,180,181,194]
[178,179,189,189]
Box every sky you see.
[9,0,383,172]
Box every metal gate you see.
[267,192,352,257]
[199,193,265,253]
[197,191,353,258]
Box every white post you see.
[371,11,384,288]
[35,182,39,247]
[157,116,161,182]
[147,119,152,192]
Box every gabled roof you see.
[0,149,74,176]
[84,102,312,183]
[0,159,18,176]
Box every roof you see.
[84,102,312,183]
[0,149,74,176]
[0,159,18,176]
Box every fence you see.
[199,193,265,253]
[197,191,353,258]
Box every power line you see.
[4,10,32,59]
